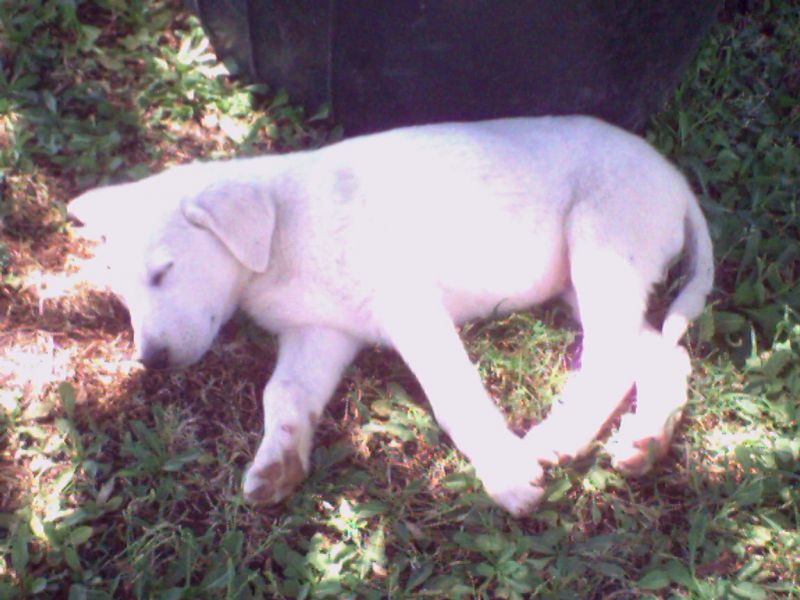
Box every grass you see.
[1,0,799,598]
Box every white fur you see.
[69,116,713,516]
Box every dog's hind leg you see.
[242,326,361,505]
[607,325,692,475]
[523,209,654,465]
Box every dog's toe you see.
[608,433,669,477]
[242,449,307,505]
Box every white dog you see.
[69,116,713,515]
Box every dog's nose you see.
[140,345,171,370]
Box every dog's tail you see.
[661,193,714,346]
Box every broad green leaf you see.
[30,578,48,594]
[688,510,709,566]
[637,569,670,590]
[11,528,29,574]
[731,582,768,600]
[64,546,82,572]
[383,421,416,442]
[68,526,94,547]
[760,347,795,378]
[405,562,433,591]
[546,477,572,502]
[59,382,76,420]
[475,562,496,578]
[474,533,506,556]
[202,557,234,590]
[370,399,393,417]
[162,449,203,472]
[159,588,186,600]
[733,479,763,508]
[714,311,748,334]
[590,561,625,579]
[0,582,21,599]
[68,584,88,600]
[441,471,474,491]
[353,500,388,519]
[665,559,693,587]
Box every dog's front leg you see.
[376,291,545,516]
[242,326,360,505]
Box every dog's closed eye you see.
[149,262,174,287]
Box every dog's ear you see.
[181,182,275,273]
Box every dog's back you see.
[282,116,710,329]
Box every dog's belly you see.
[438,229,570,324]
[443,275,566,324]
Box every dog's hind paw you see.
[479,462,546,516]
[242,450,307,505]
[607,430,670,477]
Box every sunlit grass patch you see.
[466,310,575,433]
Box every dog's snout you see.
[140,345,171,370]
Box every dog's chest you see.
[240,272,381,340]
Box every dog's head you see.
[69,163,275,369]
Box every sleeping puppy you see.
[68,116,714,515]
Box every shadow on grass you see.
[2,269,798,597]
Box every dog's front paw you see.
[242,448,307,505]
[478,462,546,517]
[242,423,312,505]
[488,481,547,517]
